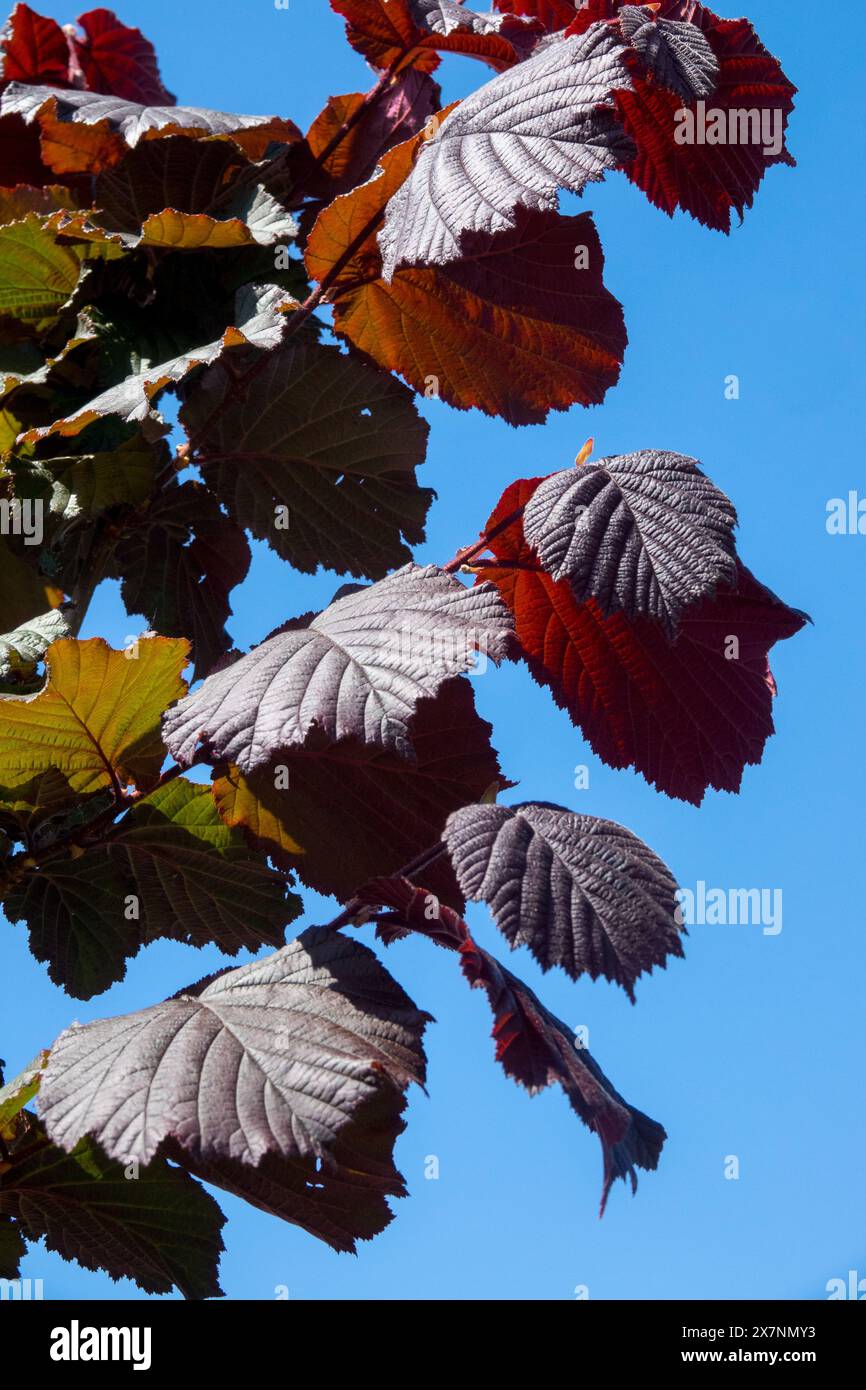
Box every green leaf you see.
[4,778,302,999]
[0,635,189,804]
[0,1118,225,1299]
[0,1050,50,1139]
[40,433,163,519]
[0,213,122,331]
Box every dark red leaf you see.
[479,478,807,803]
[567,0,796,230]
[493,0,579,30]
[360,875,666,1213]
[330,0,542,75]
[0,3,70,88]
[71,7,175,105]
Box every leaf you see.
[615,3,718,101]
[0,634,188,802]
[493,0,579,29]
[0,1049,49,1138]
[481,480,807,802]
[0,606,69,686]
[0,1118,224,1298]
[39,929,430,1187]
[70,7,176,105]
[163,563,513,772]
[0,1214,25,1278]
[521,449,738,635]
[0,184,76,223]
[107,478,250,681]
[306,130,626,423]
[0,82,301,176]
[359,875,666,1213]
[180,334,433,581]
[5,777,301,999]
[331,0,542,73]
[295,69,441,201]
[29,431,163,519]
[0,212,119,330]
[0,109,62,188]
[171,1087,412,1254]
[0,4,70,87]
[213,677,509,909]
[22,283,296,443]
[443,800,682,998]
[53,135,300,249]
[378,24,633,279]
[0,535,63,634]
[567,0,796,230]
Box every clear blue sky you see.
[3,0,864,1301]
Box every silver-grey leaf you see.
[0,82,294,149]
[379,24,634,279]
[162,563,514,771]
[522,450,738,634]
[38,928,429,1168]
[443,801,683,999]
[0,609,69,680]
[618,5,719,101]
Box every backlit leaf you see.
[71,7,175,105]
[480,479,807,803]
[0,634,188,801]
[567,0,796,230]
[306,129,626,423]
[331,0,542,74]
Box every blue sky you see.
[3,0,864,1301]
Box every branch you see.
[320,840,448,933]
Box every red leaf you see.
[330,0,541,75]
[567,0,796,230]
[493,0,580,30]
[360,875,666,1214]
[0,3,71,87]
[479,477,807,804]
[306,126,626,425]
[295,69,440,202]
[72,8,175,105]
